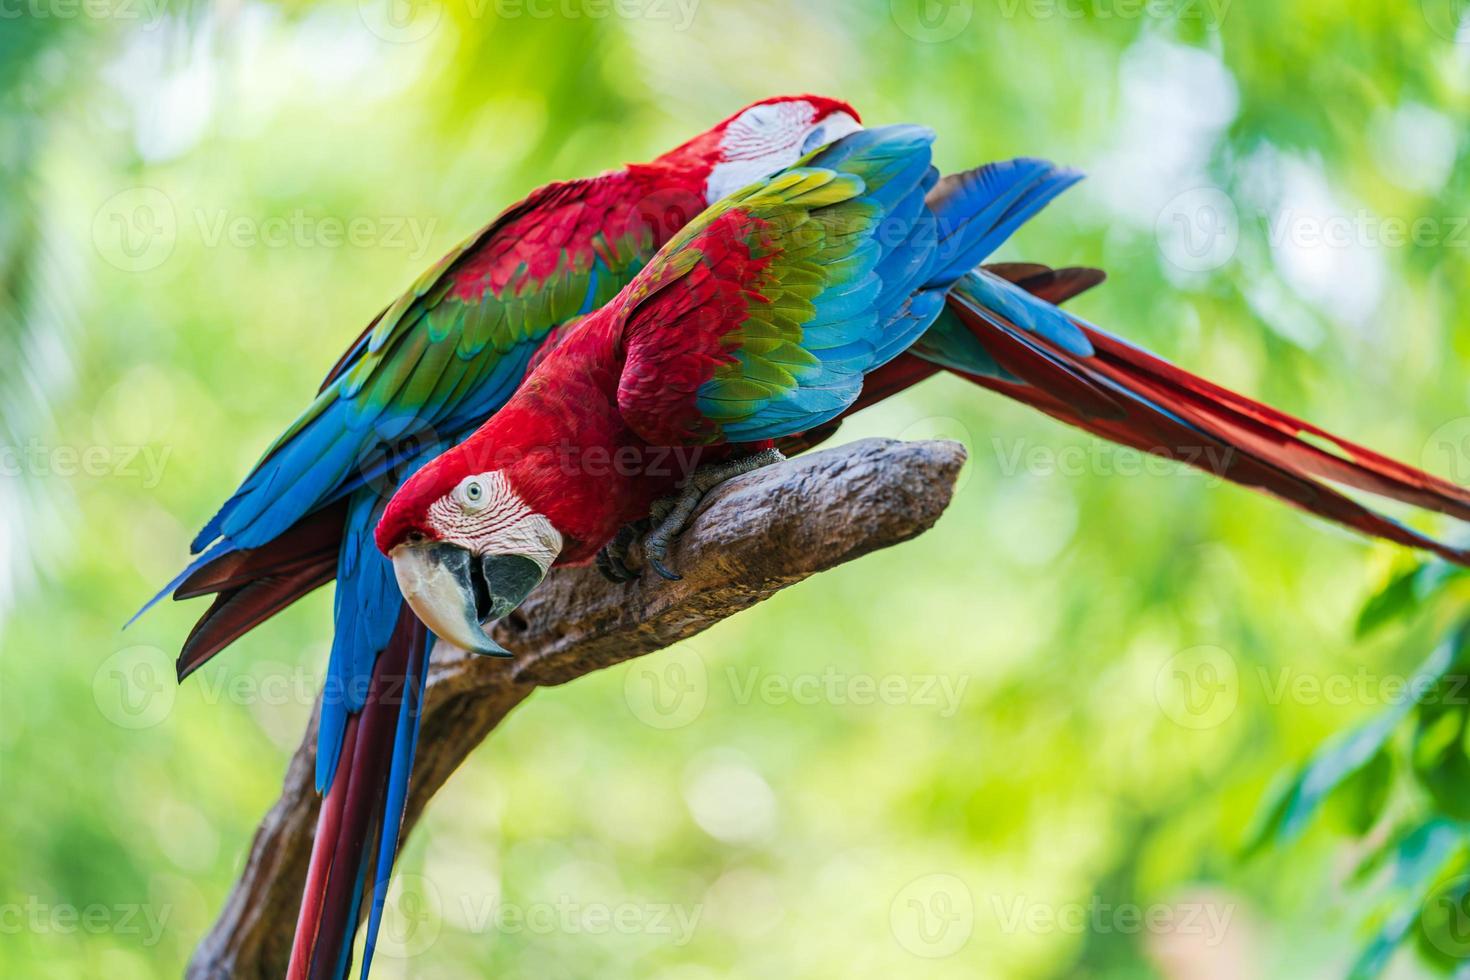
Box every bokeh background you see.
[4,1,1470,977]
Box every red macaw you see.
[376,125,1470,668]
[140,95,868,980]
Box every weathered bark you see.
[187,437,967,978]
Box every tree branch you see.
[187,437,967,979]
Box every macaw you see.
[376,124,1470,671]
[138,95,869,980]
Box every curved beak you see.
[389,541,546,657]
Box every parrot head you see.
[375,443,565,657]
[655,94,864,205]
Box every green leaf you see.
[1416,863,1470,971]
[1346,821,1465,980]
[1240,768,1300,859]
[1349,903,1420,980]
[1285,711,1408,840]
[1330,747,1395,837]
[1413,705,1470,821]
[1355,563,1470,639]
[1357,567,1426,638]
[1244,636,1459,854]
[1414,563,1470,605]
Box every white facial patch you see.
[426,471,563,572]
[704,104,866,204]
[705,101,817,204]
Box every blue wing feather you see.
[702,131,1083,442]
[926,158,1084,285]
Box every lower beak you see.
[389,540,529,657]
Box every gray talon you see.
[649,555,682,582]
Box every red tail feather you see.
[289,714,360,980]
[174,504,346,680]
[1078,327,1470,522]
[298,611,417,980]
[940,291,1470,566]
[176,561,336,681]
[177,502,345,599]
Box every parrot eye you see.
[460,479,486,509]
[801,125,828,154]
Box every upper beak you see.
[390,541,546,657]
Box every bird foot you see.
[643,447,785,581]
[595,519,649,583]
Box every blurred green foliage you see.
[1241,563,1470,979]
[2,1,1470,977]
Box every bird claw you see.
[595,520,647,583]
[643,532,683,581]
[594,548,635,583]
[636,447,785,581]
[648,556,683,582]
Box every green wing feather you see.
[267,177,652,460]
